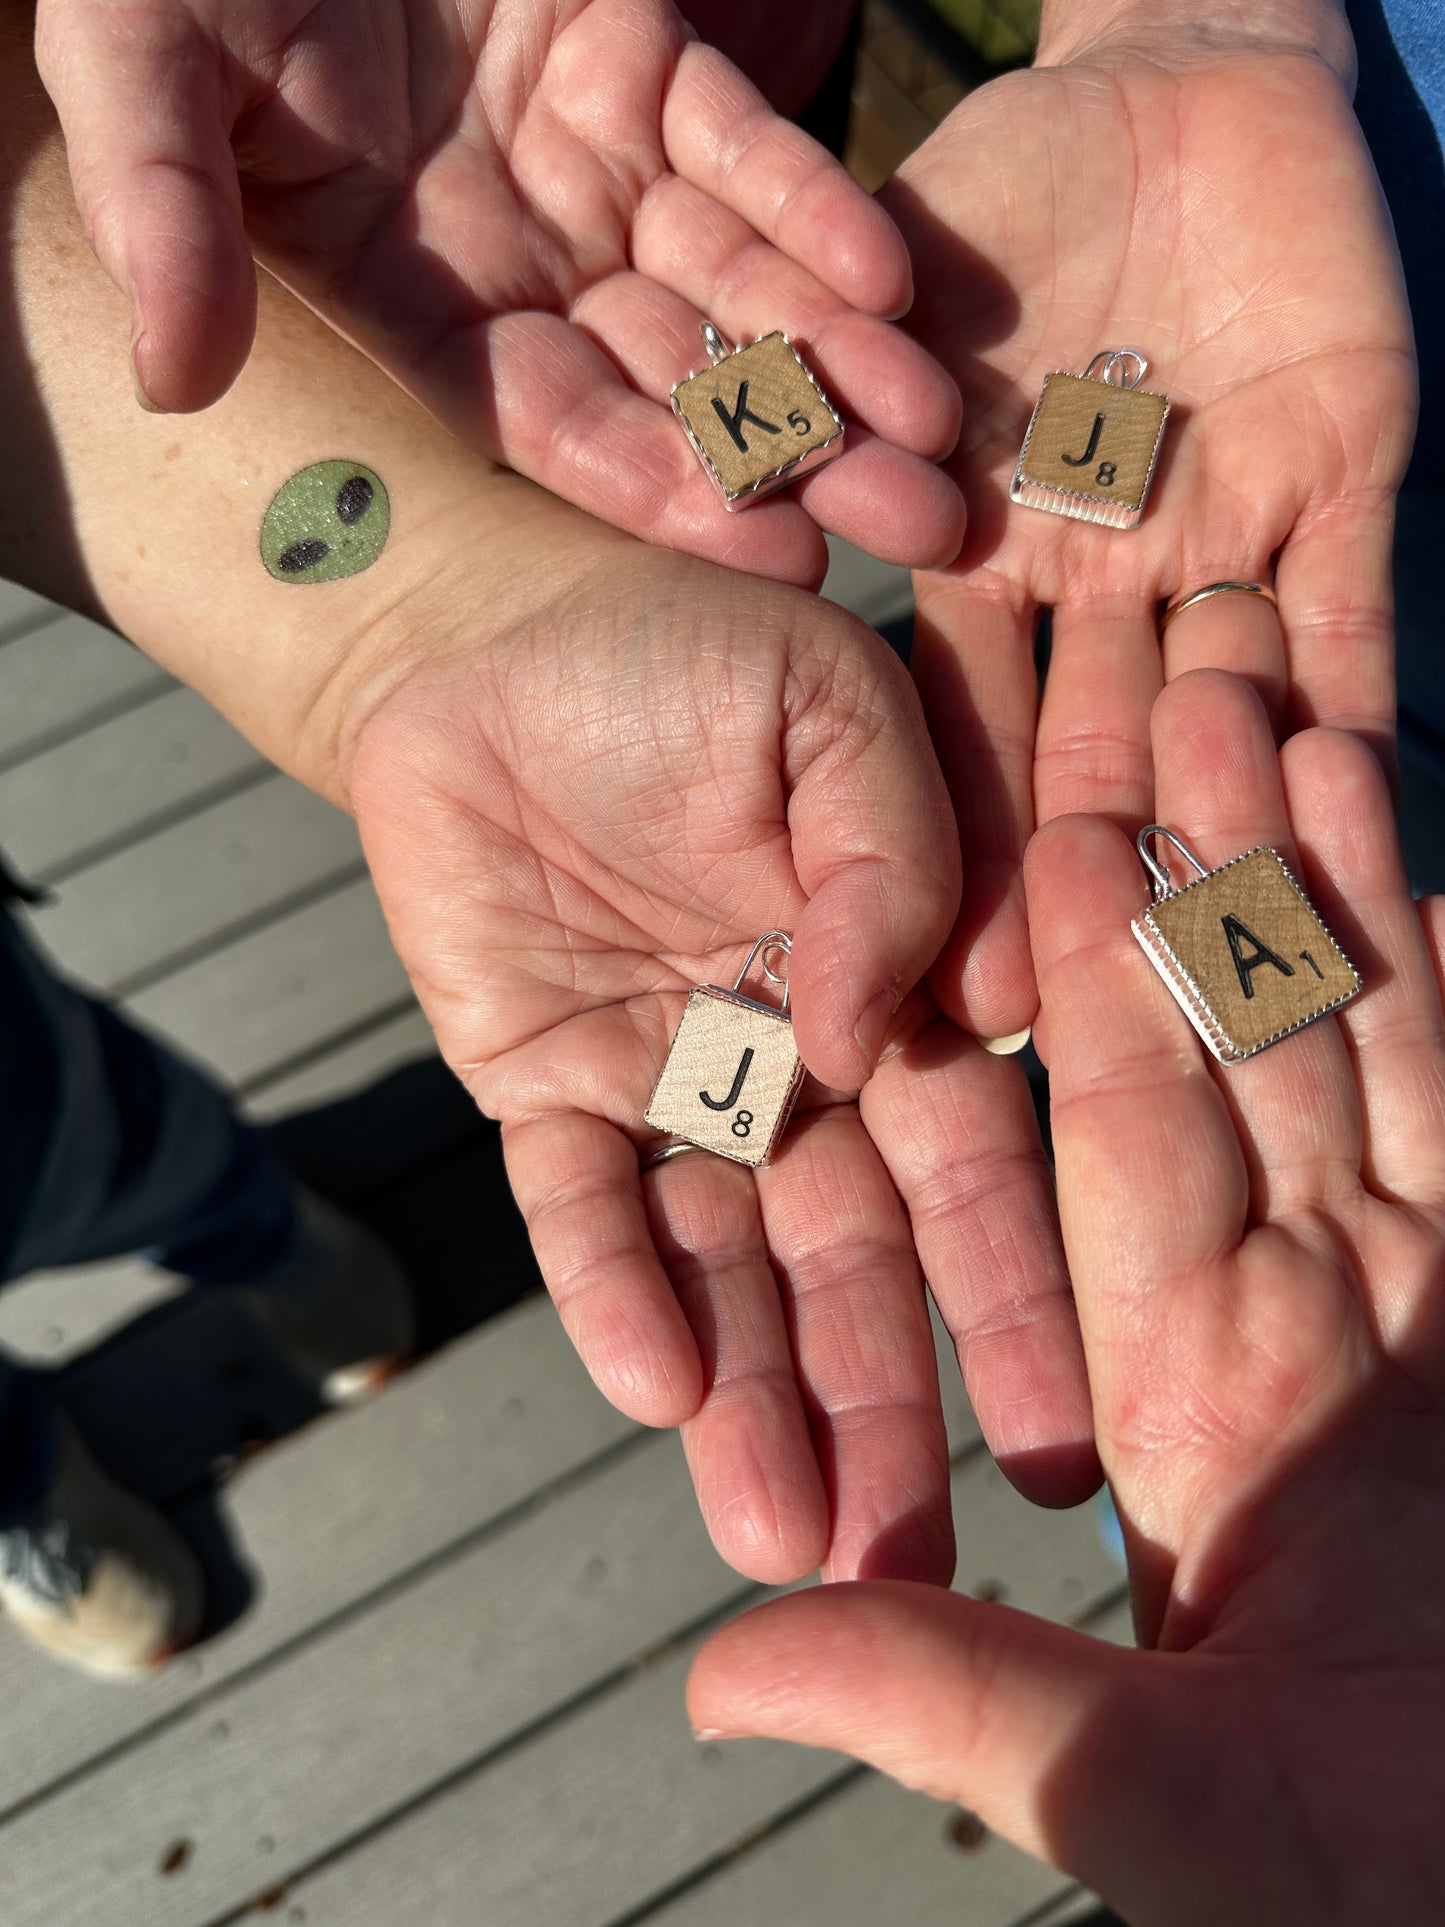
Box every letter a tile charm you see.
[672,324,844,509]
[645,933,805,1166]
[1131,829,1361,1063]
[1012,349,1170,529]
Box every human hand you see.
[34,0,964,580]
[691,668,1445,1924]
[344,536,1098,1586]
[885,19,1416,1040]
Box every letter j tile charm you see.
[1012,349,1170,529]
[645,933,805,1166]
[672,324,844,509]
[1131,828,1361,1063]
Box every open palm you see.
[886,34,1416,1038]
[345,539,1098,1584]
[35,0,963,581]
[692,669,1445,1922]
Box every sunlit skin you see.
[885,15,1415,1038]
[34,0,964,578]
[692,670,1445,1925]
[344,539,1101,1587]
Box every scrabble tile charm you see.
[1131,828,1361,1063]
[645,933,805,1167]
[1011,349,1170,530]
[672,325,844,510]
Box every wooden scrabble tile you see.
[1132,847,1361,1062]
[645,987,805,1166]
[1011,372,1170,529]
[672,333,843,508]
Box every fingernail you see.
[980,1027,1032,1057]
[692,1728,730,1743]
[131,351,159,414]
[855,986,899,1073]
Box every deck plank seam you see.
[198,1578,786,1927]
[0,608,68,650]
[191,1440,999,1927]
[33,759,276,888]
[610,1579,1133,1927]
[90,856,374,1000]
[0,1421,653,1833]
[235,995,424,1099]
[0,673,176,779]
[233,994,423,1102]
[603,1763,870,1927]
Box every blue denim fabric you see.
[0,909,298,1516]
[1350,0,1445,491]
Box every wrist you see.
[325,477,637,815]
[1036,0,1355,86]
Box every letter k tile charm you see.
[672,324,844,508]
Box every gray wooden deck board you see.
[0,1298,634,1820]
[0,1255,181,1366]
[0,613,170,765]
[243,1455,1121,1927]
[648,1769,1070,1927]
[1,1433,738,1927]
[244,1005,437,1118]
[0,685,266,883]
[0,580,58,644]
[23,774,363,993]
[123,875,411,1088]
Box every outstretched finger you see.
[1025,812,1247,1409]
[1150,671,1361,1208]
[1276,488,1400,763]
[662,41,914,322]
[644,1148,829,1584]
[911,571,1040,1042]
[36,3,255,411]
[758,1103,954,1586]
[1281,727,1445,1217]
[504,1110,703,1427]
[1161,579,1288,728]
[862,1004,1099,1509]
[1034,591,1161,828]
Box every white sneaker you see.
[247,1189,414,1405]
[0,1418,204,1679]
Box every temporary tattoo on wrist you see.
[260,460,390,583]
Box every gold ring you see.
[1160,581,1279,634]
[640,1139,708,1173]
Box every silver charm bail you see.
[1137,823,1211,901]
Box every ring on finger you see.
[640,1138,711,1174]
[1160,581,1278,635]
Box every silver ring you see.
[640,1140,708,1173]
[1160,581,1279,634]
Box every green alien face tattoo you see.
[260,460,390,584]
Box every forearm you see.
[1036,0,1355,83]
[0,31,630,808]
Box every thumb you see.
[785,628,962,1090]
[36,1,257,411]
[688,1581,1183,1905]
